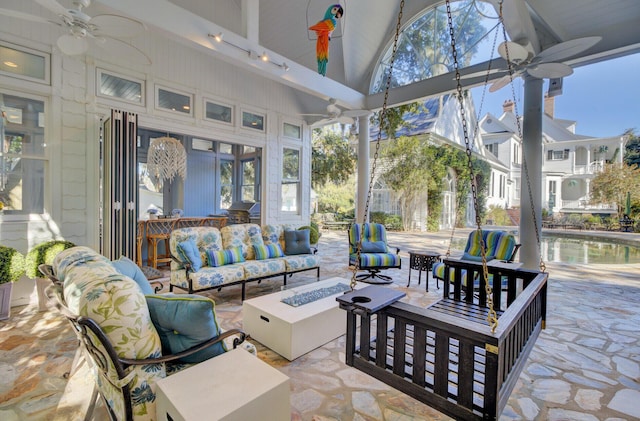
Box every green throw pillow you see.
[145,293,226,363]
[253,243,285,260]
[206,246,245,267]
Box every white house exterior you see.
[480,97,626,216]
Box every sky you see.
[470,52,640,138]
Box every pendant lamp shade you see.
[147,136,187,187]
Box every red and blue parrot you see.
[309,4,344,76]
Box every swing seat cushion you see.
[432,230,518,282]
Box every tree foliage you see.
[624,129,640,169]
[311,129,357,189]
[590,162,640,218]
[315,178,356,215]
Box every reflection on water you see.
[540,236,640,264]
[451,235,640,264]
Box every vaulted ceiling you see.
[11,0,640,119]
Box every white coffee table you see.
[243,277,360,360]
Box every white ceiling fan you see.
[486,36,602,92]
[0,0,151,64]
[301,98,370,127]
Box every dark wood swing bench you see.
[337,259,548,421]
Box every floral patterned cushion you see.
[283,254,321,272]
[53,247,165,421]
[221,224,263,261]
[189,264,246,290]
[243,258,287,279]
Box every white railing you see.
[561,200,615,210]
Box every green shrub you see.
[299,225,320,245]
[25,240,76,279]
[0,246,25,284]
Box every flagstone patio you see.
[1,228,639,420]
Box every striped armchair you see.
[432,230,520,288]
[348,223,401,284]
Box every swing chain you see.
[446,0,498,332]
[498,4,546,273]
[350,0,405,291]
[445,14,500,259]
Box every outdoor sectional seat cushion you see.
[262,224,320,272]
[170,226,225,287]
[53,246,166,421]
[242,258,287,279]
[185,264,246,291]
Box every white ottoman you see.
[156,348,290,421]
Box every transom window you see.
[370,0,500,94]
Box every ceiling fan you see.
[301,98,370,127]
[486,36,602,92]
[0,0,151,64]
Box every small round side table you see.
[407,250,441,291]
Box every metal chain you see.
[446,0,498,332]
[499,6,546,273]
[350,0,405,291]
[445,13,500,259]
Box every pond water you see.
[451,235,640,264]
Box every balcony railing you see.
[561,199,615,210]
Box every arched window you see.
[370,0,500,94]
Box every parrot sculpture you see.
[308,4,344,76]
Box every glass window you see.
[156,86,193,115]
[370,0,499,94]
[98,70,144,105]
[241,160,256,202]
[281,148,300,212]
[219,142,233,155]
[283,122,301,139]
[547,149,569,160]
[220,159,234,210]
[204,100,233,124]
[242,111,265,131]
[0,42,49,84]
[0,93,46,214]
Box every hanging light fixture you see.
[147,136,187,188]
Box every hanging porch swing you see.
[337,1,548,420]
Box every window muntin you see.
[370,0,499,94]
[281,148,300,212]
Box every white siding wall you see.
[0,17,312,257]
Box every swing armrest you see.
[506,244,521,262]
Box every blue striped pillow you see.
[253,243,285,260]
[206,246,245,267]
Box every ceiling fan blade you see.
[488,74,513,93]
[527,62,573,79]
[92,37,152,65]
[535,36,602,64]
[299,113,329,117]
[57,34,89,55]
[34,0,72,19]
[91,14,146,39]
[0,7,52,24]
[343,109,371,118]
[497,41,529,64]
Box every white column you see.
[357,115,371,223]
[520,76,543,270]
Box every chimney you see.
[544,94,555,118]
[502,100,514,113]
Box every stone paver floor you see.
[1,228,639,420]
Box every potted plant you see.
[0,245,25,320]
[25,240,75,311]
